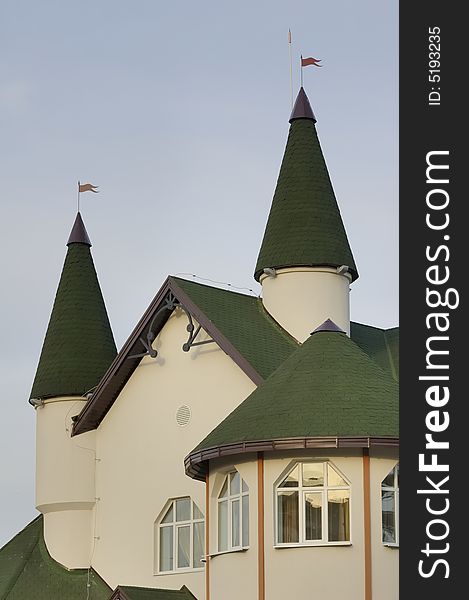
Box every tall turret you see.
[255,88,358,341]
[31,212,116,569]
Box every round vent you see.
[176,405,191,426]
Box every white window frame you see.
[274,461,352,547]
[156,497,205,574]
[381,463,399,547]
[217,471,250,552]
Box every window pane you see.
[382,468,395,488]
[304,492,322,540]
[193,502,204,520]
[302,463,324,487]
[230,471,240,495]
[232,499,240,547]
[159,526,173,571]
[161,504,174,523]
[218,500,228,551]
[176,498,191,522]
[277,491,299,543]
[177,526,190,568]
[193,522,205,568]
[327,464,347,487]
[279,464,299,488]
[219,478,228,498]
[382,490,396,543]
[242,479,249,493]
[242,494,249,547]
[328,490,350,541]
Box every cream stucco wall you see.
[90,308,256,595]
[35,397,96,568]
[264,450,363,600]
[370,449,399,600]
[208,457,259,600]
[208,449,399,600]
[260,267,352,341]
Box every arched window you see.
[157,497,205,572]
[381,464,399,545]
[217,471,249,551]
[275,462,350,545]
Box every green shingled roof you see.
[173,277,298,380]
[254,94,358,281]
[30,222,117,400]
[116,585,197,600]
[0,516,111,600]
[193,329,398,452]
[350,322,399,381]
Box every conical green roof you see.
[254,87,358,281]
[30,214,117,400]
[193,326,398,452]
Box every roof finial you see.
[67,212,91,247]
[289,87,317,123]
[311,319,345,335]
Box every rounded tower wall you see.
[260,267,351,341]
[35,397,96,568]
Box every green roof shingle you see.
[173,277,298,380]
[193,328,398,453]
[116,585,197,600]
[0,516,111,600]
[350,322,399,381]
[254,89,358,282]
[30,216,117,400]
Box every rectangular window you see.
[304,492,322,541]
[159,526,173,571]
[218,500,228,551]
[193,521,205,567]
[277,490,299,543]
[231,499,240,547]
[328,490,350,542]
[177,525,191,568]
[242,494,249,547]
[382,490,396,543]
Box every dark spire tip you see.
[289,87,317,123]
[67,212,92,247]
[311,319,345,335]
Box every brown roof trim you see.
[72,276,263,436]
[184,436,400,481]
[169,278,263,386]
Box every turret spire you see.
[30,213,117,400]
[254,87,358,282]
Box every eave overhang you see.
[72,276,264,436]
[184,436,400,481]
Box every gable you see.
[73,276,297,435]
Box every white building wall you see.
[208,449,399,600]
[35,397,96,569]
[370,450,399,600]
[208,457,259,600]
[260,267,351,341]
[90,308,256,595]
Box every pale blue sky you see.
[0,0,398,545]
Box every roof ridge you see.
[171,275,257,299]
[383,329,398,382]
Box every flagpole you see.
[300,55,303,88]
[288,29,293,108]
[77,181,80,213]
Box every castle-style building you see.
[0,88,399,600]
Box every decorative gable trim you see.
[72,277,263,436]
